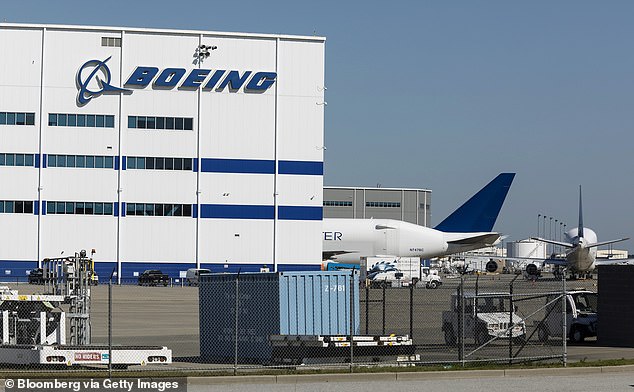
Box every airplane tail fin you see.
[578,185,584,239]
[433,173,515,233]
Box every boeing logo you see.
[76,58,277,105]
[76,57,130,106]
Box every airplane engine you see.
[525,263,539,277]
[485,260,500,273]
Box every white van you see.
[185,268,212,286]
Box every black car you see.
[137,270,169,286]
[28,268,45,284]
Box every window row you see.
[48,154,114,169]
[48,113,115,128]
[324,201,353,207]
[126,203,192,217]
[128,116,193,130]
[365,201,401,208]
[126,156,193,171]
[46,201,114,215]
[0,112,35,126]
[0,154,35,167]
[0,201,34,214]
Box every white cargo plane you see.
[322,173,515,263]
[527,186,630,279]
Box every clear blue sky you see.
[3,1,633,250]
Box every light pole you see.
[538,214,541,237]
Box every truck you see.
[417,267,443,289]
[138,270,169,286]
[366,257,432,288]
[537,289,597,343]
[442,292,526,345]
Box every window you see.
[46,200,115,216]
[126,203,192,217]
[126,156,194,171]
[324,201,353,207]
[0,200,34,214]
[48,113,114,128]
[0,154,35,167]
[47,154,115,169]
[101,37,122,47]
[129,116,193,131]
[1,112,35,126]
[366,201,401,208]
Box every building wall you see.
[0,24,325,281]
[323,187,431,226]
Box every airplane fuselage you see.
[323,218,499,262]
[564,227,598,273]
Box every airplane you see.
[483,186,631,280]
[528,186,630,279]
[322,173,515,263]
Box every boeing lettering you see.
[124,67,277,92]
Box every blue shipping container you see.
[199,270,360,363]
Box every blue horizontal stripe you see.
[201,158,275,174]
[279,160,323,175]
[200,263,321,273]
[278,206,323,220]
[0,260,38,282]
[200,204,274,219]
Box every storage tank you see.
[199,270,360,363]
[506,239,546,259]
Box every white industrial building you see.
[0,23,325,281]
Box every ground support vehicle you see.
[138,270,169,286]
[0,252,172,368]
[417,268,443,289]
[442,292,526,345]
[269,334,414,364]
[538,290,597,343]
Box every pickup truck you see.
[138,270,169,286]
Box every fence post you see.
[409,283,414,339]
[108,267,116,378]
[234,272,240,375]
[349,272,354,373]
[562,268,567,367]
[508,274,519,364]
[365,286,369,334]
[382,284,386,335]
[459,276,464,366]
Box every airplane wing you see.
[322,250,355,260]
[594,258,634,266]
[542,257,568,266]
[447,233,501,246]
[588,238,630,248]
[530,237,575,249]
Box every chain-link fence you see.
[1,268,582,375]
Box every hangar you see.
[0,23,325,281]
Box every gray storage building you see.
[323,186,431,226]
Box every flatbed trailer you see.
[269,334,415,364]
[0,345,171,367]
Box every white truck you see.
[365,257,426,287]
[537,290,597,343]
[442,292,526,345]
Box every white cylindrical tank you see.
[506,239,546,259]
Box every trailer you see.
[0,251,172,368]
[269,334,415,365]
